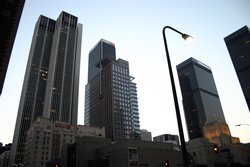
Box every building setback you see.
[0,0,25,95]
[130,82,140,135]
[84,39,140,141]
[177,57,226,140]
[224,25,250,112]
[10,11,82,165]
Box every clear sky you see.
[0,0,250,144]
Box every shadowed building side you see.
[224,25,250,112]
[0,0,26,95]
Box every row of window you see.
[112,64,129,75]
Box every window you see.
[193,152,196,157]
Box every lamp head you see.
[182,33,193,41]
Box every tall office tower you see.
[84,39,140,141]
[10,11,82,165]
[177,57,226,140]
[0,0,25,95]
[224,26,250,112]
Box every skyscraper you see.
[0,0,26,95]
[84,39,140,141]
[224,26,250,112]
[10,11,82,165]
[177,57,226,140]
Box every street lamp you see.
[235,124,250,127]
[162,26,192,167]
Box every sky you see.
[0,0,250,145]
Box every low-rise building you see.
[186,138,250,167]
[140,129,152,141]
[63,136,183,167]
[0,150,10,167]
[62,136,111,167]
[0,143,11,167]
[153,134,180,151]
[203,121,240,146]
[23,117,105,167]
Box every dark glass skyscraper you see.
[84,39,140,141]
[224,26,250,112]
[10,11,82,165]
[177,57,226,140]
[0,0,25,95]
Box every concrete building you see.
[186,138,250,167]
[153,134,180,151]
[0,0,25,95]
[84,39,140,141]
[23,117,105,167]
[203,121,240,146]
[63,136,183,167]
[0,150,10,167]
[140,129,152,141]
[177,57,226,140]
[187,138,222,167]
[0,143,11,167]
[10,11,82,165]
[224,26,250,111]
[61,136,111,167]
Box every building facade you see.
[203,122,240,146]
[61,136,111,167]
[153,134,180,151]
[10,11,82,165]
[177,57,226,140]
[23,117,105,167]
[63,136,183,167]
[224,25,250,112]
[0,150,10,167]
[0,0,25,95]
[140,129,152,141]
[186,138,250,167]
[84,39,140,141]
[130,82,140,135]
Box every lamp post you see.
[162,26,192,167]
[235,124,250,127]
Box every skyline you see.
[0,0,250,144]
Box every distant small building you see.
[140,129,152,141]
[0,143,11,155]
[23,117,105,167]
[153,134,180,151]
